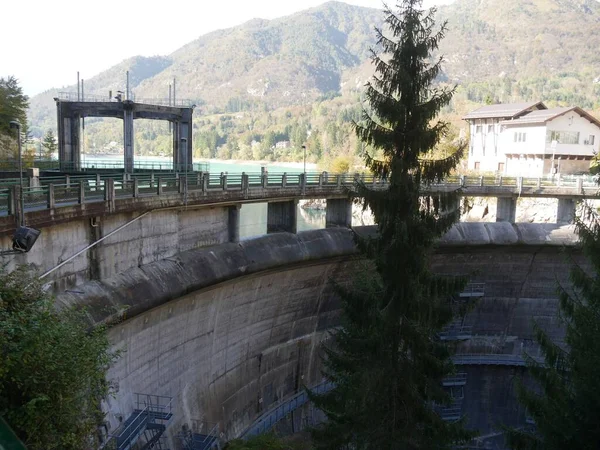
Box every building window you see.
[514,132,527,142]
[546,130,580,145]
[498,162,505,173]
[487,124,493,133]
[475,125,482,134]
[474,162,480,170]
[585,135,595,145]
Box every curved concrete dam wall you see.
[57,224,583,448]
[58,229,357,444]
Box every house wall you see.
[505,155,545,176]
[469,112,599,177]
[546,113,599,157]
[468,119,505,173]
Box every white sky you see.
[0,0,453,97]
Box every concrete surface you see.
[59,229,356,446]
[51,224,586,449]
[0,206,232,292]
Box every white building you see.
[464,102,600,176]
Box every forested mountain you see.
[438,0,600,106]
[25,0,600,168]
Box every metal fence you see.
[241,381,335,439]
[57,91,195,107]
[2,171,600,218]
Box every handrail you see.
[109,405,150,448]
[57,92,195,107]
[1,171,599,220]
[451,354,544,366]
[240,380,335,439]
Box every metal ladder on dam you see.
[438,373,468,422]
[438,283,485,341]
[106,393,174,450]
[177,421,221,450]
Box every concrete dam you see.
[47,221,580,449]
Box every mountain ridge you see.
[27,0,600,137]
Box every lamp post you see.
[302,145,306,174]
[9,121,24,226]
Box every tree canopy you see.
[41,129,57,159]
[0,266,119,450]
[310,1,472,448]
[0,77,28,136]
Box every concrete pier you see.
[326,198,352,228]
[557,198,577,224]
[496,197,517,223]
[123,105,134,173]
[228,205,240,243]
[267,200,297,234]
[56,106,81,171]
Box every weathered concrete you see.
[496,197,517,223]
[228,205,241,243]
[431,244,586,447]
[557,198,577,224]
[267,200,298,234]
[326,198,352,228]
[57,229,356,445]
[0,206,231,292]
[52,224,583,449]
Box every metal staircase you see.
[107,393,173,450]
[439,319,473,341]
[438,373,468,422]
[439,282,485,341]
[458,283,485,298]
[178,421,221,450]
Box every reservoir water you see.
[79,154,327,239]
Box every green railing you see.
[1,172,598,219]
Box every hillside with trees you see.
[25,0,600,170]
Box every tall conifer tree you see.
[507,210,600,450]
[310,1,472,448]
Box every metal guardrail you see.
[2,170,599,219]
[57,91,195,107]
[459,283,485,298]
[178,421,220,450]
[241,381,335,439]
[438,324,473,341]
[452,354,544,366]
[442,373,467,386]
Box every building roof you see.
[500,106,600,128]
[463,102,546,120]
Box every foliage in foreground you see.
[226,433,312,450]
[507,209,600,450]
[0,266,119,450]
[0,76,29,159]
[310,0,473,448]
